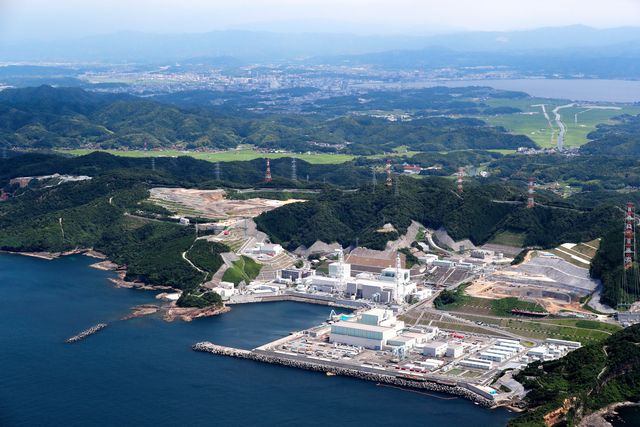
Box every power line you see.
[291,157,297,181]
[372,167,377,194]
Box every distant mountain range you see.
[2,25,640,64]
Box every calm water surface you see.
[0,253,516,427]
[357,79,640,103]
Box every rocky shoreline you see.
[1,248,108,260]
[166,305,231,322]
[192,342,496,408]
[3,249,232,322]
[579,402,640,427]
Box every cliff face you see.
[509,324,640,427]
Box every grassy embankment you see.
[443,297,620,344]
[221,255,263,286]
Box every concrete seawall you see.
[228,293,366,310]
[192,342,496,408]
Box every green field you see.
[453,311,621,343]
[478,99,640,150]
[486,230,526,248]
[67,148,417,165]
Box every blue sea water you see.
[0,253,516,427]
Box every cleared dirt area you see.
[149,188,306,219]
[467,271,593,314]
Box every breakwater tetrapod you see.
[191,342,496,407]
[65,324,107,343]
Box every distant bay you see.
[357,79,640,103]
[0,253,516,427]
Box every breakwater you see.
[192,342,495,408]
[66,324,107,343]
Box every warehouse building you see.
[460,358,493,370]
[545,338,581,348]
[480,352,506,363]
[423,341,448,357]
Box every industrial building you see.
[280,268,315,282]
[305,250,417,304]
[545,338,581,348]
[480,352,506,363]
[423,341,448,357]
[433,260,454,269]
[329,308,404,350]
[460,358,493,370]
[247,242,283,256]
[446,344,464,358]
[418,254,439,265]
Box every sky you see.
[2,0,640,41]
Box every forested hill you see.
[0,86,537,154]
[0,151,629,310]
[509,323,640,426]
[0,152,372,188]
[580,114,640,157]
[254,176,620,251]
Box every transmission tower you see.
[386,160,392,186]
[2,147,6,159]
[372,167,377,193]
[394,176,399,198]
[306,174,309,181]
[527,178,535,208]
[621,202,639,306]
[291,157,297,181]
[457,167,464,192]
[215,161,221,181]
[265,158,272,182]
[151,158,155,171]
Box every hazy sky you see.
[2,0,640,41]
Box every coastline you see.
[579,402,640,427]
[2,249,230,322]
[0,248,108,260]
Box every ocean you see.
[0,253,516,427]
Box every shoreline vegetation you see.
[0,248,231,322]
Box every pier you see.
[192,342,497,407]
[65,324,107,343]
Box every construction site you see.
[466,253,600,314]
[148,187,306,220]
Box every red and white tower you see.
[457,167,464,192]
[265,158,272,182]
[625,203,635,270]
[527,178,535,208]
[386,160,392,186]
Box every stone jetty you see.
[65,324,107,343]
[192,342,495,407]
